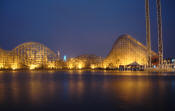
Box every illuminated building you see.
[0,48,5,69]
[104,34,157,68]
[66,55,103,69]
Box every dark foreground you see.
[0,70,175,111]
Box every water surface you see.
[0,71,175,111]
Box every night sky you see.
[0,0,175,58]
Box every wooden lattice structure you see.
[104,34,157,68]
[0,42,59,69]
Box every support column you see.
[156,0,163,67]
[145,0,152,67]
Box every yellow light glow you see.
[29,64,38,70]
[78,63,84,69]
[12,67,17,70]
[78,64,82,69]
[91,65,95,69]
[103,65,107,69]
[0,64,3,69]
[48,63,55,69]
[68,64,73,69]
[11,63,18,70]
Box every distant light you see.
[68,64,73,69]
[11,64,18,70]
[64,55,67,61]
[48,63,55,69]
[57,50,60,58]
[103,65,107,69]
[172,59,175,62]
[78,64,82,69]
[153,65,156,68]
[29,64,38,70]
[12,67,17,70]
[0,64,3,69]
[91,65,95,69]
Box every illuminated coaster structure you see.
[104,35,157,68]
[0,42,60,70]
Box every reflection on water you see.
[0,71,175,111]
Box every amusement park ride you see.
[145,0,164,68]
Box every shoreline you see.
[0,68,175,73]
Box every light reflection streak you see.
[111,79,152,103]
[0,83,5,104]
[68,80,84,99]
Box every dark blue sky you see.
[0,0,175,58]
